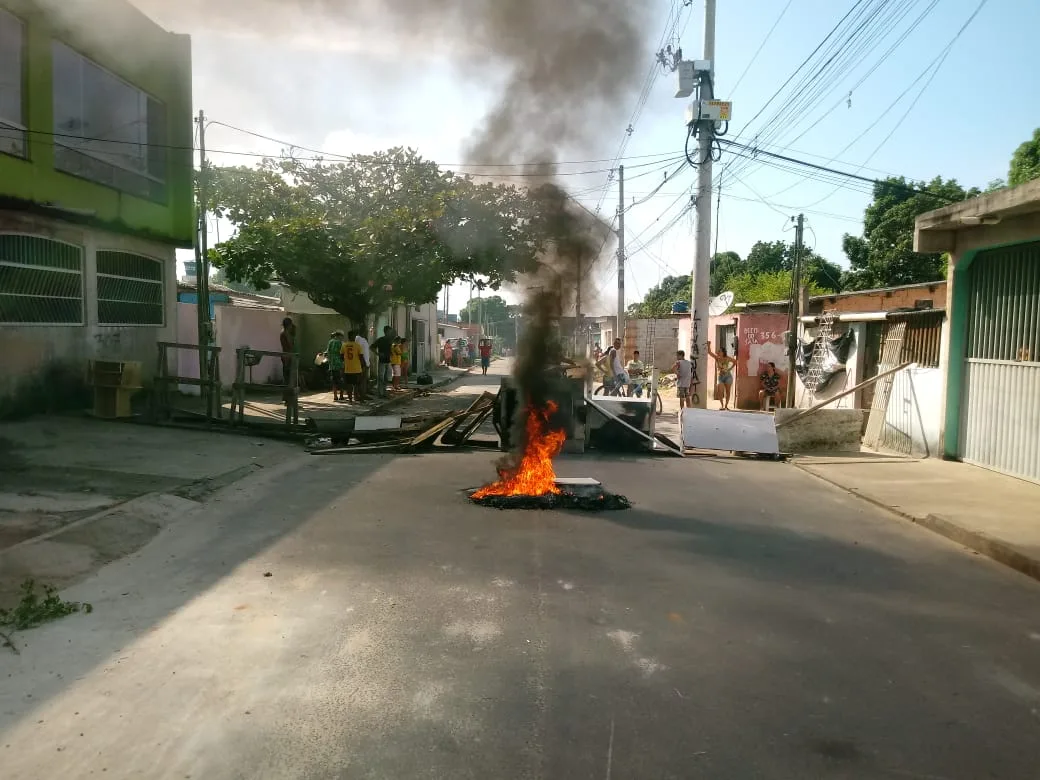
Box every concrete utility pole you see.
[194,110,212,398]
[616,163,625,346]
[787,213,805,408]
[690,0,716,408]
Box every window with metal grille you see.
[51,41,167,202]
[0,234,84,324]
[96,251,164,326]
[0,8,26,158]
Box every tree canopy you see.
[627,241,839,316]
[841,176,979,290]
[627,274,691,317]
[205,148,549,325]
[458,294,522,345]
[1008,128,1040,187]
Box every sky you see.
[141,0,1039,318]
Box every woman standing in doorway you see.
[707,340,736,411]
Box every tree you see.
[210,267,274,295]
[1008,128,1040,187]
[708,251,742,295]
[743,240,841,292]
[841,176,980,290]
[627,274,691,317]
[727,270,830,304]
[206,148,548,326]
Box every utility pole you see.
[787,213,805,409]
[575,256,582,357]
[616,163,625,346]
[194,110,212,406]
[689,0,716,408]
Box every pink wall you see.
[735,312,789,409]
[174,303,286,390]
[214,305,286,387]
[175,302,200,394]
[680,312,790,408]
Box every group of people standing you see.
[593,336,783,412]
[323,325,411,403]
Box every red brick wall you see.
[810,282,946,314]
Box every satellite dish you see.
[708,291,734,316]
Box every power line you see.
[591,0,696,215]
[768,0,988,206]
[718,138,960,203]
[779,0,941,151]
[727,0,796,96]
[625,160,691,211]
[726,0,871,149]
[18,123,690,173]
[723,0,926,184]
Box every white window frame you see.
[0,8,27,159]
[95,250,166,327]
[0,233,85,327]
[51,40,166,184]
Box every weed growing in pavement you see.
[0,579,93,631]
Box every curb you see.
[0,464,260,557]
[793,462,1040,584]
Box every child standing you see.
[390,338,403,391]
[326,330,345,401]
[399,338,411,385]
[340,330,364,403]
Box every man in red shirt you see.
[478,339,493,375]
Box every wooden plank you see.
[403,411,468,451]
[776,361,912,429]
[444,405,495,446]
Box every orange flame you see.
[472,402,566,498]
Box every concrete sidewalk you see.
[795,452,1040,581]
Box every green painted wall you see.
[943,251,976,459]
[0,0,193,247]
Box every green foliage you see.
[628,274,691,317]
[709,252,742,295]
[628,243,839,316]
[841,176,979,290]
[0,579,92,632]
[206,148,548,325]
[1008,128,1040,187]
[726,270,829,305]
[744,240,843,291]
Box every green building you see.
[0,0,192,413]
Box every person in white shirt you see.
[626,350,646,398]
[672,350,694,409]
[596,338,629,394]
[354,332,371,400]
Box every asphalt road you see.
[2,361,1039,779]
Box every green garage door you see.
[961,241,1040,483]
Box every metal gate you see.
[961,242,1040,483]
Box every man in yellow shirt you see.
[340,330,365,403]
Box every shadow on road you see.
[0,454,391,733]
